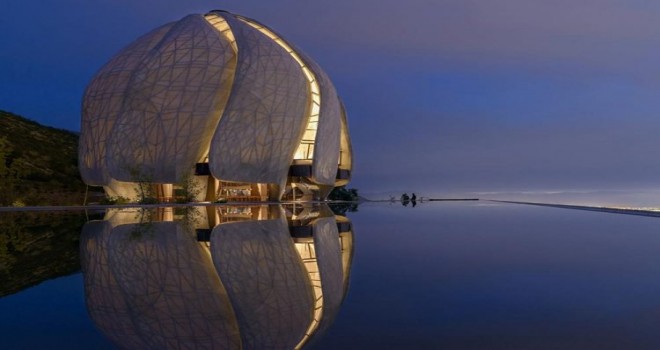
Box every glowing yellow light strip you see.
[204,14,238,54]
[200,13,239,163]
[293,240,323,349]
[239,18,320,161]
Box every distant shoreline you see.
[363,198,480,202]
[8,199,660,219]
[428,198,479,201]
[490,200,660,218]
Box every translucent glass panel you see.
[105,15,237,183]
[238,18,321,161]
[208,13,308,189]
[80,22,174,186]
[81,221,148,349]
[211,218,314,349]
[82,221,242,349]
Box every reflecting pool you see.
[3,201,660,349]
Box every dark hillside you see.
[0,211,90,297]
[0,110,86,206]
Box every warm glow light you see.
[239,18,321,161]
[294,239,324,349]
[204,14,238,53]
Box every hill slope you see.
[0,110,86,206]
[0,211,89,297]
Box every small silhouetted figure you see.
[401,193,410,207]
[411,193,417,201]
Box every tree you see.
[127,166,157,204]
[175,173,202,203]
[328,187,359,201]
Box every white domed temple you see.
[79,10,352,202]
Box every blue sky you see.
[3,0,660,199]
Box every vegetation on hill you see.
[0,110,87,206]
[0,211,97,297]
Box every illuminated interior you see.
[238,18,321,161]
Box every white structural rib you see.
[105,14,237,183]
[208,12,308,188]
[80,22,174,186]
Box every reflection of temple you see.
[80,205,354,349]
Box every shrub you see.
[99,196,129,205]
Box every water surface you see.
[3,202,660,349]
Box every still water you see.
[2,201,660,349]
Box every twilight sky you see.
[3,0,660,199]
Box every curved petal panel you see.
[209,13,309,186]
[211,218,314,349]
[80,23,174,186]
[292,216,344,349]
[106,15,237,183]
[312,217,344,333]
[298,50,341,186]
[81,221,149,350]
[105,222,241,349]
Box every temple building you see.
[79,10,352,202]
